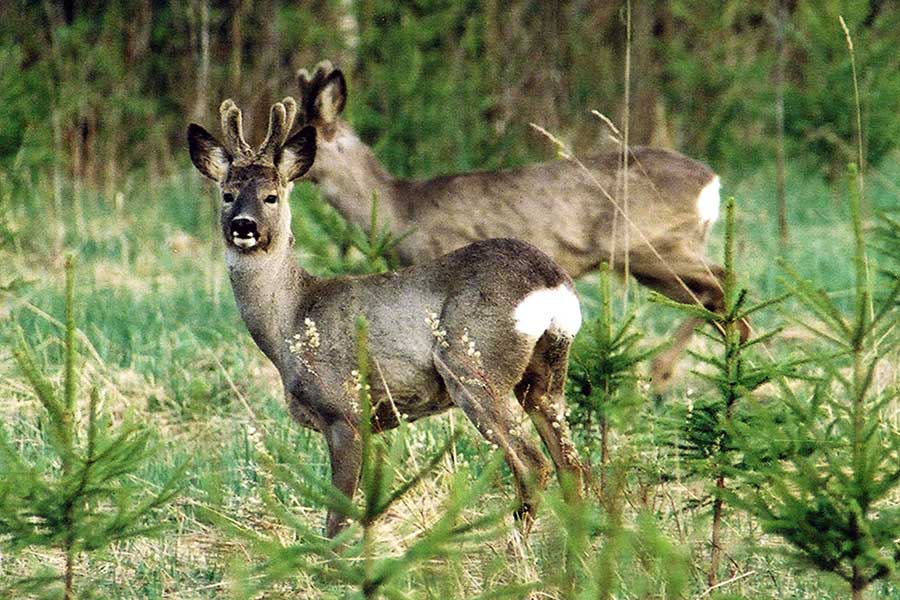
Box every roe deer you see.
[296,61,750,389]
[187,97,585,537]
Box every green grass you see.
[1,156,899,598]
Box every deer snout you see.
[230,216,260,249]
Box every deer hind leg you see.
[514,332,585,499]
[628,248,732,391]
[432,350,550,533]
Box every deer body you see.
[299,63,735,388]
[189,98,585,537]
[231,236,578,428]
[315,146,716,275]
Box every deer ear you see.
[276,126,317,182]
[314,70,347,124]
[187,124,231,181]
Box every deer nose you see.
[231,217,258,238]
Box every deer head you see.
[187,98,316,254]
[294,61,402,229]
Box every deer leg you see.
[514,334,585,498]
[650,316,704,392]
[629,247,749,391]
[432,351,550,532]
[324,418,362,537]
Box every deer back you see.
[295,62,720,278]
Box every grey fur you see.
[187,99,586,537]
[297,62,748,389]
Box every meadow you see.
[1,147,898,598]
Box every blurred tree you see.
[2,0,899,191]
[785,1,900,180]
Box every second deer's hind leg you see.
[514,332,585,498]
[432,351,550,531]
[627,246,737,390]
[649,316,706,392]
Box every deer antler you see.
[297,60,336,123]
[219,99,252,157]
[218,97,299,164]
[258,97,298,161]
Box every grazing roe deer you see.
[187,98,585,537]
[296,61,750,389]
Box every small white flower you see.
[425,310,449,347]
[303,318,321,349]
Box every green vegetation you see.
[4,2,900,185]
[2,1,900,598]
[3,154,895,598]
[566,263,656,495]
[728,167,900,600]
[651,198,794,587]
[1,258,184,599]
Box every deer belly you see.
[370,391,454,431]
[366,357,453,430]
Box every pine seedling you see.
[729,165,900,600]
[871,207,900,286]
[346,192,414,274]
[547,459,689,600]
[223,317,528,599]
[650,197,790,587]
[566,263,657,494]
[294,188,411,275]
[0,257,185,599]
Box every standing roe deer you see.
[295,61,750,389]
[187,97,585,537]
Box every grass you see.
[1,155,898,598]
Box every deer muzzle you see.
[230,216,260,250]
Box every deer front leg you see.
[650,316,704,392]
[324,419,362,537]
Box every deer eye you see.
[264,194,278,204]
[222,193,235,203]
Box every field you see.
[4,2,900,598]
[1,151,898,598]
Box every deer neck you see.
[225,234,310,367]
[307,127,406,234]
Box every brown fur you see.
[297,61,749,389]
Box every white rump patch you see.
[696,176,721,224]
[513,284,582,339]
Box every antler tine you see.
[219,99,252,156]
[297,67,314,97]
[258,97,299,160]
[281,97,298,141]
